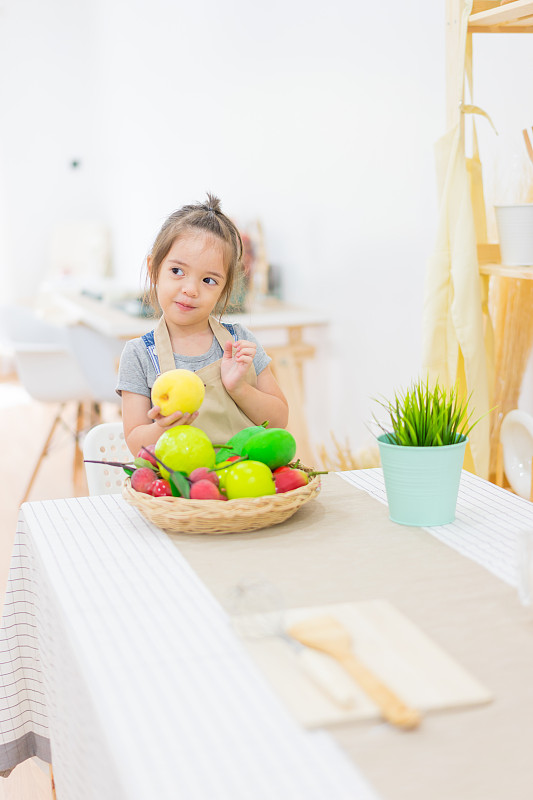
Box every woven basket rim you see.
[122,471,321,535]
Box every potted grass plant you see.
[373,378,480,526]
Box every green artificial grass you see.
[375,378,481,447]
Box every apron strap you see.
[150,315,248,375]
[208,316,237,349]
[154,317,176,374]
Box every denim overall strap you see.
[141,329,161,375]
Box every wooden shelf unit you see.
[479,263,533,278]
[469,0,533,32]
[446,0,533,483]
[468,4,533,276]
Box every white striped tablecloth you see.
[0,493,379,800]
[339,468,533,587]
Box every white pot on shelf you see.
[495,204,533,266]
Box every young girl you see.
[117,194,289,455]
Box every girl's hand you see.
[147,405,199,429]
[221,339,257,393]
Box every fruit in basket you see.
[138,443,158,468]
[241,428,296,470]
[215,424,267,463]
[155,425,215,478]
[190,479,221,500]
[131,467,158,494]
[274,468,309,493]
[151,369,205,416]
[215,457,241,489]
[189,467,219,486]
[150,478,173,497]
[224,460,276,499]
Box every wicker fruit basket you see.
[122,472,322,535]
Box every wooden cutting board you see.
[237,600,493,729]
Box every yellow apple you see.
[151,369,205,416]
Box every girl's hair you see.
[146,193,243,316]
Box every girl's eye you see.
[171,267,184,276]
[203,277,217,285]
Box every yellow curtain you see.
[422,0,494,479]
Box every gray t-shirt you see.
[116,322,271,399]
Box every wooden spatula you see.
[288,615,421,730]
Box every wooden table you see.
[2,470,533,799]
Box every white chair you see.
[83,422,133,495]
[0,305,95,501]
[67,324,124,406]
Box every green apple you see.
[224,460,276,499]
[155,425,215,478]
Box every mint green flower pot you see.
[377,434,467,526]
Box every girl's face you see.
[153,232,227,330]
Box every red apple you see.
[273,465,293,475]
[274,468,309,493]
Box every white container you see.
[495,204,533,266]
[500,409,533,500]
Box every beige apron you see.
[422,0,495,479]
[153,316,257,444]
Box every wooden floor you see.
[0,376,121,799]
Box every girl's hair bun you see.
[204,192,222,214]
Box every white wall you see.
[0,0,106,297]
[91,0,445,452]
[7,2,528,456]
